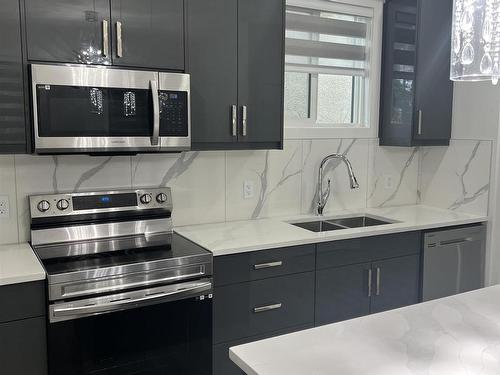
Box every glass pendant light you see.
[451,0,500,84]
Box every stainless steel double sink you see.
[291,215,395,233]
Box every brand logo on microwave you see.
[111,140,127,144]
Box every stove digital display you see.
[73,193,138,211]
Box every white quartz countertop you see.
[230,285,500,375]
[174,205,487,256]
[0,243,45,286]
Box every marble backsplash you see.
[0,137,492,244]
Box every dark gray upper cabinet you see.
[110,0,184,70]
[187,0,238,146]
[237,0,284,146]
[188,0,284,150]
[24,0,185,70]
[379,0,453,146]
[0,0,27,153]
[25,0,112,65]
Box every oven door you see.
[31,64,161,154]
[47,280,212,375]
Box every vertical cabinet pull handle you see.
[232,105,237,137]
[242,105,248,136]
[150,80,160,146]
[367,268,372,297]
[417,110,422,135]
[376,267,381,296]
[102,19,109,57]
[116,21,123,58]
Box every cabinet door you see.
[371,255,420,314]
[413,0,453,143]
[315,263,371,326]
[188,0,238,147]
[0,317,47,375]
[110,0,184,70]
[25,0,111,64]
[237,0,284,147]
[379,0,418,146]
[0,0,26,152]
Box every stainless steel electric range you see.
[30,188,212,375]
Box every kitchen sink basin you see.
[291,215,394,232]
[328,215,393,228]
[292,221,346,233]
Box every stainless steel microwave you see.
[31,64,191,154]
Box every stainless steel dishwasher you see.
[423,224,486,302]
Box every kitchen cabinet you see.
[0,281,47,375]
[379,0,453,146]
[315,232,421,326]
[110,0,184,70]
[187,0,284,150]
[24,0,185,70]
[213,244,315,375]
[0,0,28,153]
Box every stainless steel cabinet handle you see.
[367,268,372,297]
[439,237,474,246]
[376,267,381,296]
[417,110,422,135]
[150,80,160,146]
[53,282,212,318]
[253,303,282,314]
[242,105,248,136]
[232,105,237,137]
[116,21,123,57]
[102,19,109,57]
[254,261,283,270]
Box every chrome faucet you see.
[317,154,359,216]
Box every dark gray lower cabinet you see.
[371,255,420,314]
[315,262,371,326]
[0,317,47,375]
[0,281,47,375]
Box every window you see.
[284,0,382,138]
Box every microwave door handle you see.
[150,80,160,146]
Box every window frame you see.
[284,0,383,140]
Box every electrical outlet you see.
[0,195,10,219]
[384,174,395,190]
[243,180,255,199]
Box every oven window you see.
[36,85,154,137]
[48,297,212,375]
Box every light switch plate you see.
[384,174,395,190]
[0,195,10,219]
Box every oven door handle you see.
[151,79,160,146]
[51,281,212,321]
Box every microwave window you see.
[36,85,154,137]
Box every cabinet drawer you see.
[0,316,47,375]
[214,272,314,344]
[0,281,46,323]
[317,232,420,269]
[213,324,313,375]
[214,245,315,286]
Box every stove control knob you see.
[56,199,69,211]
[140,194,152,204]
[156,193,168,204]
[37,200,50,213]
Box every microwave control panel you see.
[159,91,189,137]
